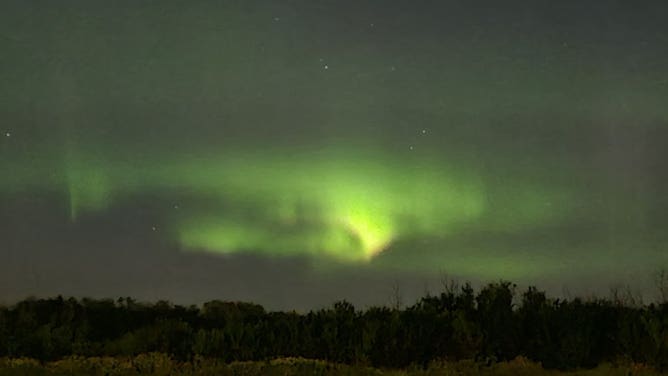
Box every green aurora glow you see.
[2,141,585,267]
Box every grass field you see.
[0,354,663,375]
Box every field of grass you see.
[0,354,663,376]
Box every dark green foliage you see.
[0,282,666,370]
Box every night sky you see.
[1,1,667,310]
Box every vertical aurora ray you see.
[66,165,112,222]
[63,140,113,222]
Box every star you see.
[4,132,10,137]
[421,129,427,134]
[409,145,414,150]
[324,65,329,70]
[174,204,180,209]
[151,226,157,231]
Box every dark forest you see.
[1,281,667,371]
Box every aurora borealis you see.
[1,1,668,309]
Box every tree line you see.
[0,281,666,370]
